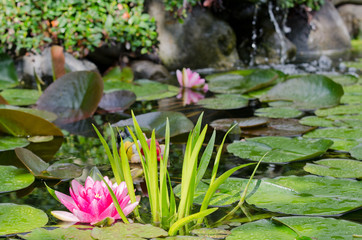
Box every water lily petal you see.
[70,179,84,196]
[73,209,95,223]
[121,202,139,217]
[51,210,80,222]
[55,190,79,212]
[176,69,183,87]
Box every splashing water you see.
[268,1,287,64]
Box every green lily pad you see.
[315,104,362,117]
[191,228,231,239]
[0,105,57,122]
[0,136,29,151]
[299,116,362,128]
[227,136,332,163]
[103,66,134,83]
[91,223,168,239]
[304,159,362,178]
[1,89,41,106]
[0,109,63,137]
[350,144,362,160]
[255,107,303,118]
[210,117,269,131]
[113,111,194,138]
[241,118,315,137]
[0,54,19,90]
[0,166,35,193]
[197,94,249,110]
[263,75,344,110]
[267,100,294,107]
[36,71,104,122]
[15,148,82,179]
[22,227,93,240]
[0,203,48,235]
[206,69,279,94]
[104,79,178,101]
[328,74,359,86]
[227,217,362,240]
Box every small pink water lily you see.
[176,68,208,92]
[51,176,138,225]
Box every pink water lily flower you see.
[51,176,138,225]
[176,68,208,92]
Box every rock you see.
[147,0,239,70]
[131,60,170,81]
[16,48,98,88]
[337,4,362,39]
[286,1,351,61]
[331,0,362,6]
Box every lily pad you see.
[22,227,93,240]
[36,71,103,122]
[241,119,315,137]
[227,217,362,240]
[0,54,19,90]
[0,89,41,106]
[104,79,178,101]
[0,137,29,151]
[227,136,332,163]
[315,104,362,117]
[210,117,269,131]
[15,148,82,179]
[327,74,359,86]
[98,90,136,113]
[350,144,362,160]
[191,228,231,239]
[299,116,362,128]
[113,111,194,138]
[197,94,249,110]
[255,107,303,118]
[206,69,279,94]
[263,75,344,110]
[103,66,134,83]
[0,105,57,122]
[304,159,362,178]
[0,203,48,235]
[91,223,168,239]
[0,166,35,193]
[0,109,63,137]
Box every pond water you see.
[0,47,361,239]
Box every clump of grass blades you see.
[94,112,257,236]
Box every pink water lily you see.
[176,68,208,92]
[51,176,138,225]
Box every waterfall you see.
[249,4,259,66]
[268,1,287,64]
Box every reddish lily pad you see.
[98,90,136,113]
[0,109,63,137]
[36,71,103,122]
[210,117,269,131]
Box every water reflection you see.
[176,88,206,106]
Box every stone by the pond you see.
[131,60,170,81]
[16,47,98,88]
[337,4,362,39]
[286,0,351,60]
[148,0,239,70]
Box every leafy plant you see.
[0,0,157,56]
[95,112,255,236]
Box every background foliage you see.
[0,0,157,57]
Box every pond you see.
[0,49,361,239]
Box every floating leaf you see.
[197,94,249,110]
[91,223,168,239]
[227,217,362,240]
[0,203,48,235]
[315,104,362,117]
[350,144,362,160]
[104,79,178,101]
[191,228,231,239]
[103,66,134,83]
[46,163,83,179]
[241,119,315,137]
[210,117,268,131]
[263,75,344,110]
[304,159,362,178]
[328,74,358,86]
[0,166,34,193]
[255,107,303,118]
[0,136,29,151]
[0,105,57,122]
[28,136,54,143]
[206,69,279,94]
[300,116,337,128]
[227,136,332,164]
[0,54,18,90]
[0,109,63,137]
[113,111,194,138]
[98,90,136,113]
[22,227,93,240]
[1,89,41,106]
[36,71,103,122]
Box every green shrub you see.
[0,0,157,57]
